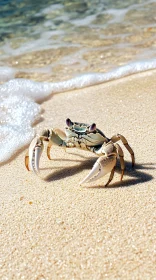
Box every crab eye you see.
[89,123,96,132]
[66,118,73,127]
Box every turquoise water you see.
[1,0,153,40]
[0,0,156,81]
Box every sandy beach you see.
[0,70,156,279]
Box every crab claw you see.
[47,128,66,160]
[80,155,116,185]
[27,136,44,174]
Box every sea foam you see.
[0,59,156,163]
[0,67,16,82]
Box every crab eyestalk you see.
[89,123,96,132]
[66,118,73,127]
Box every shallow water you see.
[0,0,156,163]
[1,0,156,81]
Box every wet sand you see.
[0,70,156,279]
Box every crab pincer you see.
[80,143,117,186]
[25,136,44,175]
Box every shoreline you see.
[0,70,156,279]
[1,66,156,165]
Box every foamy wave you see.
[0,94,41,162]
[0,59,156,163]
[0,67,16,82]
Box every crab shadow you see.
[44,154,155,188]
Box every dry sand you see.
[0,70,156,279]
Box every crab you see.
[25,118,135,186]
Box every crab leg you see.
[25,151,30,171]
[105,167,115,187]
[80,154,117,186]
[114,143,125,180]
[47,142,52,160]
[111,134,135,167]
